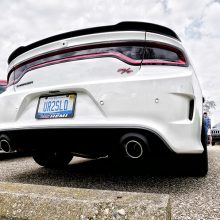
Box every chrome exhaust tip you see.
[0,135,14,153]
[125,140,143,159]
[120,133,149,159]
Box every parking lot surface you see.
[0,146,220,220]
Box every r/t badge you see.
[117,68,133,74]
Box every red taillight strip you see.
[9,42,187,86]
[9,41,145,73]
[26,52,142,72]
[11,52,142,85]
[142,59,186,65]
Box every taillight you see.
[7,41,187,86]
[142,43,187,66]
[7,42,145,86]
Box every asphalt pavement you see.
[0,146,220,220]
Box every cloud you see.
[0,0,169,77]
[201,1,220,37]
[184,19,202,39]
[0,0,220,121]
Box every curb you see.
[0,182,171,219]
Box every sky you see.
[0,0,220,124]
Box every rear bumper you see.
[1,127,172,157]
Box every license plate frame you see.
[35,93,76,119]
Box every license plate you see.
[36,94,76,119]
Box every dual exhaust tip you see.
[0,133,148,157]
[0,135,14,153]
[121,133,149,159]
[125,140,144,159]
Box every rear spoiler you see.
[8,21,180,64]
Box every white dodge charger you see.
[0,22,207,175]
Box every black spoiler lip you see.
[8,21,180,64]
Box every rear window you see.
[8,41,187,86]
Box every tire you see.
[33,151,73,168]
[194,121,208,176]
[188,152,208,176]
[177,122,208,176]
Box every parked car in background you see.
[211,123,220,145]
[0,22,207,175]
[0,80,6,94]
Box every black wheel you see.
[212,142,215,146]
[188,152,208,176]
[33,151,73,168]
[178,123,208,176]
[194,120,208,176]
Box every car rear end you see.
[0,22,207,174]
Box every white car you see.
[0,22,207,174]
